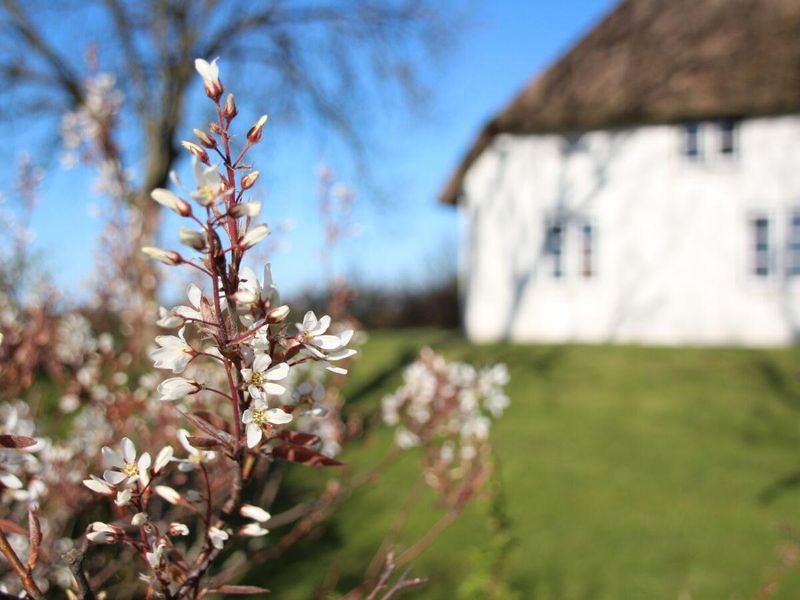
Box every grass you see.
[247,330,800,599]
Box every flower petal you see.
[266,408,292,425]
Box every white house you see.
[441,0,800,346]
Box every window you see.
[751,216,771,277]
[684,121,701,159]
[581,223,594,278]
[545,221,565,278]
[719,119,736,156]
[788,212,800,276]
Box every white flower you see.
[395,428,420,449]
[240,504,271,523]
[239,223,270,249]
[101,437,151,487]
[239,523,269,537]
[194,57,222,99]
[209,526,229,549]
[0,473,23,489]
[241,354,290,397]
[175,429,216,472]
[296,312,344,354]
[131,512,148,526]
[157,377,198,401]
[150,327,193,373]
[237,264,278,307]
[189,159,228,206]
[174,284,205,321]
[484,392,510,418]
[146,541,167,569]
[231,200,261,217]
[241,392,293,448]
[157,307,182,328]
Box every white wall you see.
[460,115,800,346]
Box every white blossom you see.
[174,429,216,472]
[157,377,198,401]
[241,354,289,397]
[239,223,270,249]
[150,327,193,373]
[101,437,151,487]
[157,307,183,328]
[209,526,229,549]
[242,392,292,448]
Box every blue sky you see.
[21,0,617,300]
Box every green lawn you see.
[250,330,800,599]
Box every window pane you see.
[720,119,736,155]
[581,223,594,278]
[788,213,800,276]
[752,217,770,277]
[685,122,700,159]
[545,222,564,278]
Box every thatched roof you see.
[441,0,800,204]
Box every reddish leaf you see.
[181,412,231,449]
[208,585,270,595]
[187,436,225,449]
[276,430,321,447]
[194,410,230,434]
[272,444,343,467]
[0,435,36,449]
[27,508,42,571]
[0,519,27,536]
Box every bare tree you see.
[0,0,455,354]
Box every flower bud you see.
[154,446,174,473]
[86,522,123,544]
[193,128,216,149]
[239,223,270,249]
[157,377,199,401]
[222,94,237,120]
[168,522,189,536]
[194,58,223,101]
[151,188,192,217]
[131,512,148,526]
[240,504,271,523]
[209,526,229,549]
[230,201,261,218]
[114,489,132,507]
[267,305,290,324]
[239,523,269,537]
[179,227,207,251]
[246,115,268,144]
[181,141,210,165]
[155,485,182,505]
[142,247,182,266]
[241,170,260,190]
